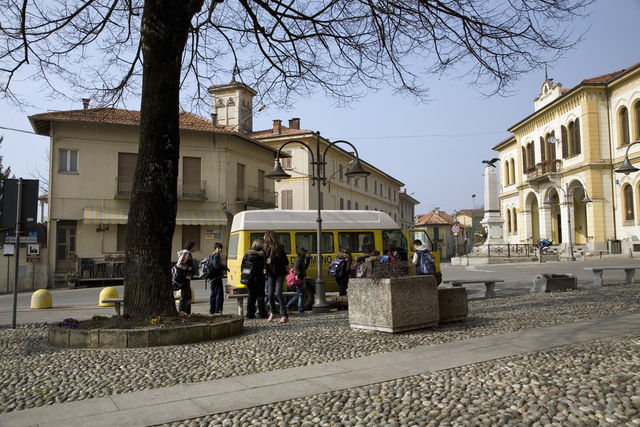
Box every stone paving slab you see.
[1,311,638,427]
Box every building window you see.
[281,149,292,169]
[433,227,439,241]
[512,209,518,232]
[183,156,202,199]
[347,200,351,210]
[237,163,245,200]
[634,100,640,140]
[623,184,634,221]
[364,177,368,191]
[561,125,568,158]
[258,169,265,192]
[509,159,515,184]
[117,224,127,252]
[339,164,344,181]
[380,183,383,196]
[620,107,630,146]
[506,208,511,233]
[340,198,344,210]
[567,119,581,156]
[59,149,78,173]
[182,225,201,250]
[280,189,293,209]
[355,202,359,210]
[117,152,137,197]
[521,146,527,171]
[374,180,377,194]
[365,205,369,210]
[504,161,510,185]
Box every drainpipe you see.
[606,86,618,241]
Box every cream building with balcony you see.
[29,100,278,285]
[494,61,640,254]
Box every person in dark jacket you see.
[264,230,289,323]
[336,248,352,296]
[240,239,268,319]
[176,240,197,314]
[287,247,310,313]
[208,242,229,314]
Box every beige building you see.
[494,61,640,254]
[415,208,465,259]
[29,100,278,286]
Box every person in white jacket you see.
[176,240,197,314]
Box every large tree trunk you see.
[124,0,204,317]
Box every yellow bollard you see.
[99,287,119,306]
[30,289,52,309]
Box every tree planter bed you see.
[48,315,243,348]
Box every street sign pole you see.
[12,178,22,329]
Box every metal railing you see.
[468,243,536,258]
[525,159,562,181]
[115,177,206,200]
[236,185,277,207]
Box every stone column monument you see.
[480,160,504,244]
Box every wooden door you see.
[55,222,76,273]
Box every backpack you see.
[417,250,436,275]
[328,257,346,277]
[286,268,304,290]
[379,255,390,264]
[171,265,187,291]
[198,257,213,280]
[240,255,264,285]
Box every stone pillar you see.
[481,165,504,244]
[539,206,553,241]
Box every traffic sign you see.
[451,224,460,234]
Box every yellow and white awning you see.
[83,208,227,225]
[176,210,227,225]
[83,208,129,224]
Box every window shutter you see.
[574,118,581,155]
[561,126,568,158]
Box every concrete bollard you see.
[99,287,119,306]
[30,289,53,309]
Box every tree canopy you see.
[0,0,591,316]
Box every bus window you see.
[228,234,239,260]
[338,231,375,253]
[249,232,292,254]
[409,230,434,251]
[382,230,408,261]
[295,232,334,254]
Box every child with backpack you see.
[175,240,197,314]
[334,248,352,296]
[287,247,310,313]
[240,239,268,319]
[412,239,436,277]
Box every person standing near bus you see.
[287,247,310,314]
[176,240,197,314]
[208,242,229,314]
[240,239,268,319]
[336,248,352,296]
[264,231,289,323]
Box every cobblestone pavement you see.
[163,333,640,426]
[1,284,639,417]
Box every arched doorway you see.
[570,184,589,244]
[526,192,540,243]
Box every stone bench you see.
[584,266,640,288]
[443,279,504,298]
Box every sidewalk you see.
[2,311,638,427]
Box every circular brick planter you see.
[48,315,243,348]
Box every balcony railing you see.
[115,177,206,200]
[236,185,277,207]
[525,159,562,183]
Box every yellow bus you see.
[226,210,439,306]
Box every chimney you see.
[288,118,300,130]
[211,113,218,127]
[82,98,90,110]
[433,207,440,213]
[272,119,282,134]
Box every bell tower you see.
[207,79,257,133]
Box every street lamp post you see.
[615,140,640,175]
[544,184,592,261]
[265,132,370,313]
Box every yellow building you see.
[29,98,278,286]
[494,61,640,254]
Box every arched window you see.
[522,146,527,171]
[634,101,640,140]
[510,159,516,184]
[506,208,511,232]
[539,137,546,162]
[512,209,518,232]
[620,107,630,146]
[573,118,581,155]
[548,131,557,160]
[623,184,634,221]
[561,125,568,158]
[504,161,510,185]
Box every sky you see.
[1,0,640,216]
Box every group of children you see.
[173,237,436,319]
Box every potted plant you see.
[64,271,78,289]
